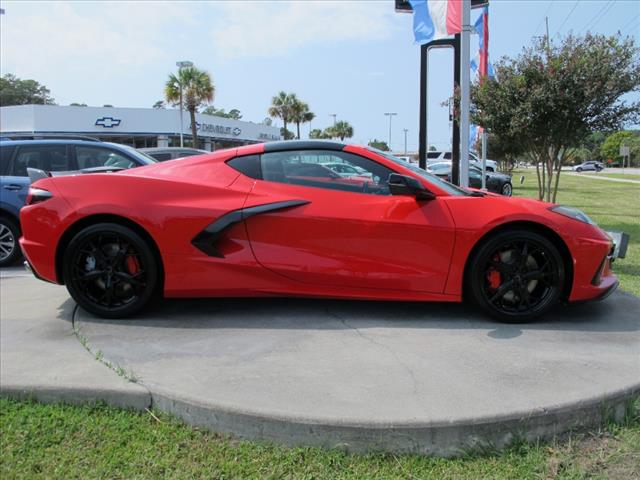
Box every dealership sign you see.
[95,117,121,128]
[193,122,241,136]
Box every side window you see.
[260,150,393,196]
[151,153,172,161]
[13,145,71,176]
[227,154,261,179]
[76,146,136,169]
[443,152,452,160]
[0,145,16,176]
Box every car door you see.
[241,149,456,294]
[2,144,73,213]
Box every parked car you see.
[427,162,513,196]
[21,140,625,323]
[140,147,209,162]
[427,150,499,172]
[573,161,604,172]
[323,162,373,179]
[0,139,155,267]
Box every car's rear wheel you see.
[468,230,565,323]
[501,182,513,196]
[576,167,583,172]
[63,223,157,318]
[0,216,21,267]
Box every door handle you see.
[2,184,23,191]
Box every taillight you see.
[26,187,53,205]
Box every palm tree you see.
[289,97,315,139]
[330,121,354,141]
[310,128,330,139]
[165,66,215,148]
[268,91,293,140]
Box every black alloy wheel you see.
[63,223,157,318]
[0,217,21,267]
[468,230,565,322]
[501,182,513,197]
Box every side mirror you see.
[388,173,435,200]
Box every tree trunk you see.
[283,118,288,140]
[296,121,301,140]
[190,108,198,148]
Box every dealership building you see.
[0,105,281,150]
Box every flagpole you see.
[459,0,471,188]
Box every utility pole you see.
[545,17,551,56]
[384,112,397,151]
[403,129,408,157]
[459,0,471,188]
[176,60,193,147]
[330,114,337,126]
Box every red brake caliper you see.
[486,254,502,290]
[125,254,140,275]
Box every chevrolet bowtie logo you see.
[95,117,121,128]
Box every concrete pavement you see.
[0,275,149,409]
[1,273,639,456]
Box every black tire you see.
[467,230,565,323]
[501,182,513,197]
[63,223,157,318]
[0,216,21,268]
[576,167,583,172]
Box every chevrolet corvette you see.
[20,140,626,322]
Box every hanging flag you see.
[474,6,490,78]
[408,0,462,45]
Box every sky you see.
[0,0,638,152]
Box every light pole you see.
[329,113,337,126]
[384,113,397,150]
[176,60,193,147]
[403,128,408,157]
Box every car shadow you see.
[73,290,640,337]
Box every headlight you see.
[549,205,596,225]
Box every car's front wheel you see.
[468,230,565,323]
[576,167,583,172]
[501,182,513,196]
[63,223,157,318]
[0,216,21,267]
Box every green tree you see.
[327,121,354,141]
[268,91,293,139]
[309,128,330,139]
[368,139,390,151]
[280,127,295,140]
[289,96,315,139]
[472,34,639,202]
[0,74,55,106]
[153,100,166,109]
[262,117,273,126]
[601,131,639,165]
[165,66,215,148]
[69,103,87,107]
[201,107,242,119]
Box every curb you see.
[1,383,151,411]
[148,385,640,457]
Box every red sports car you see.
[20,141,626,322]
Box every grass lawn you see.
[512,169,640,296]
[1,398,638,480]
[1,172,639,479]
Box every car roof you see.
[0,138,122,148]
[140,147,208,153]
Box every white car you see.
[427,151,498,172]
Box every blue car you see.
[0,138,155,266]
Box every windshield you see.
[367,148,470,196]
